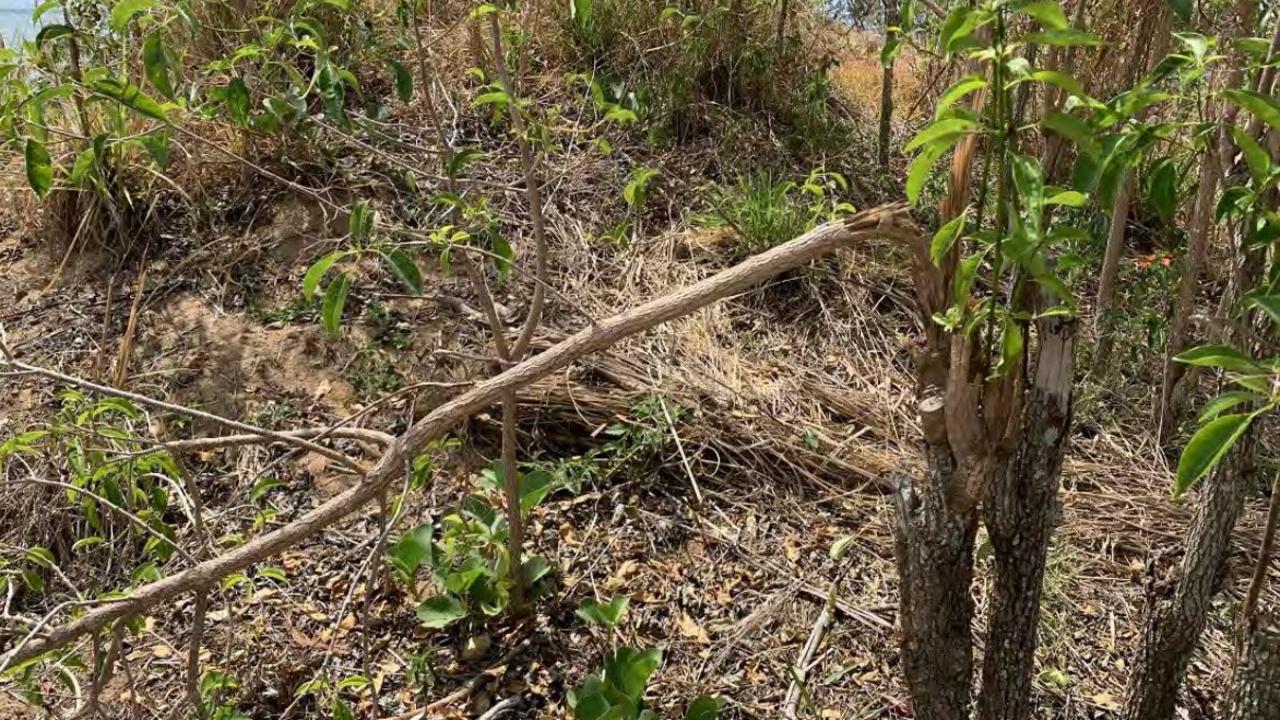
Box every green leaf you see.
[1230,125,1271,186]
[387,59,413,103]
[24,139,52,198]
[1148,158,1178,221]
[24,546,56,569]
[248,477,285,502]
[1041,112,1100,159]
[1045,190,1086,207]
[255,566,288,584]
[224,77,251,126]
[110,0,156,32]
[829,535,857,561]
[382,248,424,294]
[491,235,514,278]
[416,595,466,628]
[954,251,984,306]
[519,469,558,513]
[1223,89,1280,133]
[331,698,355,720]
[904,118,980,153]
[321,273,351,336]
[1247,295,1280,327]
[91,78,168,122]
[1216,186,1255,223]
[35,23,73,50]
[1023,29,1103,47]
[72,536,105,552]
[930,213,966,267]
[32,0,60,22]
[684,696,723,720]
[386,523,433,578]
[447,147,484,178]
[1173,344,1260,373]
[1022,70,1087,101]
[142,32,173,99]
[906,142,950,206]
[1197,391,1259,423]
[472,90,509,109]
[937,5,986,54]
[1018,1,1069,30]
[993,316,1024,377]
[349,201,373,244]
[1175,412,1255,496]
[577,594,630,627]
[935,75,987,118]
[302,250,346,299]
[604,106,638,124]
[604,647,662,701]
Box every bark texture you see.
[892,450,979,720]
[1226,614,1280,720]
[1121,434,1256,720]
[977,315,1076,720]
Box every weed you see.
[345,346,402,401]
[384,462,561,629]
[700,168,854,254]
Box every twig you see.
[3,207,918,665]
[1236,470,1280,656]
[0,356,364,473]
[784,578,839,720]
[477,695,522,719]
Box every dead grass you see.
[1,7,1278,720]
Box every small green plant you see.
[568,647,723,720]
[577,593,631,627]
[1,392,182,563]
[539,395,676,492]
[703,168,854,254]
[384,463,561,628]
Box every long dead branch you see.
[1,205,918,668]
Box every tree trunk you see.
[977,315,1076,720]
[878,0,898,171]
[1155,0,1255,440]
[892,448,979,720]
[1122,433,1257,720]
[1226,614,1280,720]
[1092,176,1135,374]
[1093,8,1171,374]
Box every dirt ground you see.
[2,168,1277,720]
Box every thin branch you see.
[1,356,364,473]
[486,13,550,361]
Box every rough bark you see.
[977,314,1077,720]
[1122,433,1257,720]
[0,206,919,669]
[1226,613,1280,720]
[892,449,979,720]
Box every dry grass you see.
[2,4,1278,719]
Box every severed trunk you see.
[1122,433,1257,720]
[976,315,1077,720]
[892,446,979,720]
[1226,614,1280,720]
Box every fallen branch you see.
[2,205,917,667]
